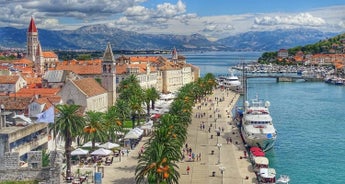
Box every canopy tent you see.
[141,120,153,129]
[150,113,161,119]
[99,142,120,149]
[140,121,153,135]
[71,148,89,156]
[82,141,100,148]
[91,148,113,156]
[133,127,144,135]
[159,93,176,100]
[250,147,265,157]
[253,157,269,166]
[124,131,141,139]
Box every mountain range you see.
[0,24,340,52]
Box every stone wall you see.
[0,151,63,183]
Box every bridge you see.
[241,73,324,82]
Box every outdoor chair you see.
[105,157,114,166]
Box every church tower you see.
[35,43,44,74]
[101,42,117,106]
[27,17,40,63]
[172,47,178,63]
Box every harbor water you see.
[183,51,345,184]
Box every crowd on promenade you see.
[64,87,256,184]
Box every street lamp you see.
[219,166,226,184]
[216,129,220,144]
[217,143,222,164]
[0,104,4,129]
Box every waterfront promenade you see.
[68,88,256,184]
[177,88,256,184]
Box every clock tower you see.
[101,42,117,106]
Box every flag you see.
[36,106,55,123]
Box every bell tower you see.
[27,17,39,62]
[101,42,117,106]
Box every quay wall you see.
[0,151,63,183]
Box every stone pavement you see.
[176,88,257,184]
[67,88,256,184]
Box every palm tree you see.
[83,111,107,149]
[136,115,182,183]
[50,104,86,178]
[118,74,145,128]
[103,106,123,142]
[144,87,160,115]
[114,99,130,123]
[128,90,144,128]
[136,141,180,184]
[204,73,217,94]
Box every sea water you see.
[183,51,345,184]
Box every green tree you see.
[83,111,107,149]
[50,104,86,178]
[114,99,131,123]
[144,87,160,115]
[103,106,123,142]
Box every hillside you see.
[0,25,340,51]
[258,32,345,63]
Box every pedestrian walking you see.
[186,166,190,175]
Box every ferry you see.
[217,68,242,89]
[241,96,277,152]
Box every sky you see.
[1,0,345,40]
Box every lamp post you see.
[219,166,226,184]
[0,104,4,129]
[217,143,222,164]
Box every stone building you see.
[0,75,27,94]
[58,78,108,112]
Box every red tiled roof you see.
[42,51,58,58]
[13,88,60,98]
[13,58,34,66]
[0,75,20,84]
[54,59,102,75]
[23,76,42,86]
[28,17,37,33]
[72,78,107,97]
[0,96,32,110]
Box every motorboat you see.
[248,147,269,173]
[276,175,290,184]
[217,68,241,89]
[257,168,276,184]
[241,96,277,152]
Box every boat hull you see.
[241,128,276,152]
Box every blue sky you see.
[1,0,345,40]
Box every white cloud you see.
[0,1,344,40]
[254,13,325,27]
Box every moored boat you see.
[276,175,290,184]
[249,147,269,173]
[241,96,277,152]
[217,68,242,89]
[257,168,276,184]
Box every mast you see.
[242,60,248,105]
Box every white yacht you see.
[241,96,277,152]
[218,68,241,89]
